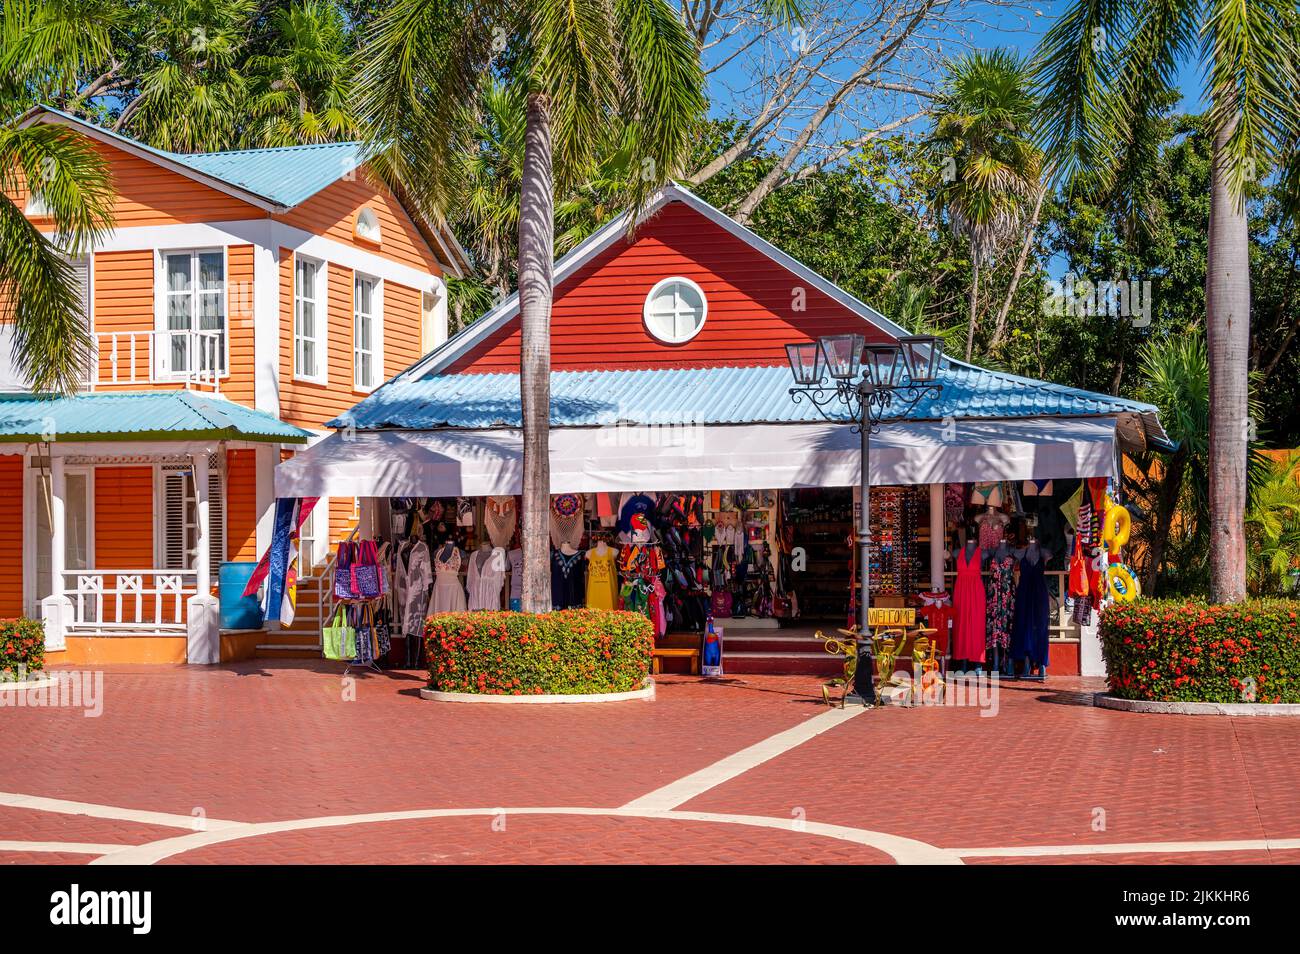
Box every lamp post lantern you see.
[785,334,944,643]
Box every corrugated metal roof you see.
[331,361,1171,448]
[174,141,367,208]
[0,392,312,443]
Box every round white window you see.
[643,277,707,343]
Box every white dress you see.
[430,546,467,614]
[466,547,507,610]
[398,539,433,637]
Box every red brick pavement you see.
[2,663,1298,864]
[681,678,1298,851]
[158,815,894,865]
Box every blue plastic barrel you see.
[219,561,264,630]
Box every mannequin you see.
[585,537,618,610]
[950,530,986,673]
[551,541,585,609]
[467,542,506,610]
[1011,536,1052,679]
[430,536,467,613]
[985,537,1017,674]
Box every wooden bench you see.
[651,647,700,675]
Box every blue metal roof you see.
[330,361,1171,448]
[174,142,367,208]
[0,392,312,443]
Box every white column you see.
[40,454,72,652]
[254,443,277,560]
[252,235,281,416]
[193,451,211,595]
[49,456,66,600]
[186,448,220,663]
[929,483,946,592]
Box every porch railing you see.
[85,330,223,392]
[62,569,198,632]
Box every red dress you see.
[952,546,986,663]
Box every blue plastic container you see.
[218,561,264,631]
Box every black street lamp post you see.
[785,334,944,644]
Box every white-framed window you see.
[643,276,708,343]
[294,255,327,383]
[355,207,382,244]
[158,458,226,573]
[160,249,227,376]
[352,273,382,392]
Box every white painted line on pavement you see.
[621,704,867,812]
[0,791,243,831]
[953,837,1300,858]
[0,840,128,854]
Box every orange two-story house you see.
[0,107,466,665]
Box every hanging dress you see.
[399,539,433,638]
[1011,551,1051,669]
[429,546,467,614]
[985,553,1016,652]
[952,546,986,663]
[551,548,585,609]
[467,547,507,611]
[585,546,619,610]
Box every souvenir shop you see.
[314,466,1118,678]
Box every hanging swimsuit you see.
[970,482,1003,507]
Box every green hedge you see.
[1,618,45,680]
[425,609,654,696]
[1101,600,1300,703]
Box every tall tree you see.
[356,0,708,613]
[925,49,1040,361]
[1035,0,1300,603]
[1,0,117,394]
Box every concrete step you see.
[255,644,322,659]
[256,633,321,647]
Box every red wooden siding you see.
[0,456,23,617]
[449,200,895,373]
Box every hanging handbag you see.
[711,589,732,618]
[322,607,357,661]
[351,539,384,598]
[333,541,359,600]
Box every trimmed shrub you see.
[1101,599,1300,704]
[1,618,45,680]
[425,609,654,696]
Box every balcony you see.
[86,330,224,393]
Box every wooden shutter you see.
[162,470,189,570]
[208,463,226,569]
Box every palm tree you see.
[1,2,117,394]
[355,0,710,613]
[1245,451,1300,595]
[244,1,358,148]
[925,49,1041,361]
[1034,1,1300,603]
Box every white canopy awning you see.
[274,417,1119,498]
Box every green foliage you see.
[1246,453,1300,596]
[1101,599,1300,703]
[0,618,46,679]
[425,609,654,695]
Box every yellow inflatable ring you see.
[1106,563,1140,603]
[1102,503,1131,553]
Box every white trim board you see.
[406,183,914,379]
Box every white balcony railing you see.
[86,330,223,392]
[63,569,198,632]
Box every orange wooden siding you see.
[451,200,896,373]
[225,245,256,405]
[274,174,440,273]
[93,466,157,624]
[384,281,423,377]
[225,449,258,562]
[0,456,24,617]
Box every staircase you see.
[254,526,357,660]
[719,624,844,675]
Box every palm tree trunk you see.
[989,184,1045,353]
[1205,105,1250,604]
[965,261,980,361]
[518,91,554,614]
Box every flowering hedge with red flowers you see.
[1101,600,1300,704]
[425,609,654,695]
[1,618,45,680]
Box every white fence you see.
[87,330,223,392]
[63,569,198,632]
